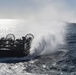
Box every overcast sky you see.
[0,0,76,19]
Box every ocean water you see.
[0,20,76,75]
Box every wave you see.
[28,22,67,57]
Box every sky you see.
[0,0,76,19]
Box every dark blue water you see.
[65,23,76,62]
[0,23,76,75]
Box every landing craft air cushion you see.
[0,33,34,57]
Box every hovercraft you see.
[0,33,34,57]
